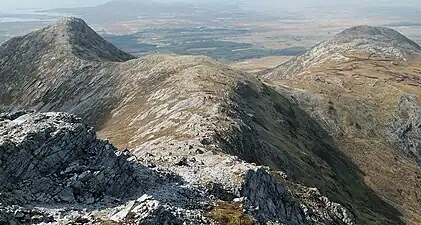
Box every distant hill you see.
[263,25,421,79]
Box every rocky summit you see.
[0,17,418,225]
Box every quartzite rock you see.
[0,111,356,224]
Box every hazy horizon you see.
[1,0,421,11]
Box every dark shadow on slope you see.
[215,80,404,225]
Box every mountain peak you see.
[329,25,421,59]
[333,25,421,51]
[263,25,421,78]
[336,25,400,38]
[50,17,135,61]
[54,16,87,27]
[0,17,134,63]
[51,17,90,33]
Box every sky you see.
[0,0,109,10]
[0,0,420,11]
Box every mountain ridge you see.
[0,18,416,224]
[0,17,359,225]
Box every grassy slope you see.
[264,58,421,224]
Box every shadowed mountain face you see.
[263,25,421,225]
[0,18,410,224]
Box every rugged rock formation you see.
[0,111,355,224]
[242,169,355,225]
[0,111,206,224]
[387,93,421,166]
[0,111,162,204]
[262,25,421,224]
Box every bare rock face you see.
[332,25,421,59]
[387,94,421,167]
[0,17,133,128]
[242,169,355,225]
[0,111,160,204]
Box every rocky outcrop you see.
[243,169,307,224]
[0,111,356,224]
[52,17,135,62]
[0,111,208,224]
[242,169,355,225]
[387,93,421,166]
[0,111,165,204]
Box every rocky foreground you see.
[0,111,355,224]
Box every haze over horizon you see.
[1,0,421,11]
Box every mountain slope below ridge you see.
[263,25,421,225]
[95,54,402,225]
[0,18,402,224]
